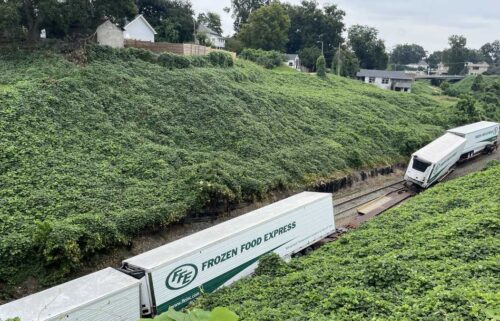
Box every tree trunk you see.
[23,0,40,43]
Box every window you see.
[289,62,294,66]
[382,78,389,84]
[369,77,375,83]
[412,158,431,172]
[473,66,479,70]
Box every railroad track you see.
[334,180,406,215]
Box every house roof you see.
[284,54,299,60]
[356,69,413,80]
[198,24,222,37]
[124,14,157,35]
[466,61,489,67]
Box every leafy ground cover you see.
[197,163,500,320]
[0,48,454,289]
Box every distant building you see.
[435,62,449,75]
[465,62,489,75]
[284,54,300,70]
[123,15,157,43]
[356,69,413,93]
[406,60,428,70]
[96,20,124,48]
[197,25,225,49]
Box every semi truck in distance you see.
[404,121,499,188]
[0,192,335,320]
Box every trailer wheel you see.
[303,246,314,256]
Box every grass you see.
[0,48,455,290]
[197,163,500,320]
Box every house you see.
[465,62,489,75]
[284,54,300,70]
[197,25,225,49]
[356,69,413,93]
[123,14,157,43]
[96,20,124,48]
[435,62,449,75]
[405,60,428,70]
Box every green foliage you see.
[238,3,290,51]
[137,0,194,43]
[298,46,321,70]
[239,48,283,68]
[198,164,500,320]
[254,253,291,277]
[284,1,345,63]
[445,76,500,121]
[140,307,238,321]
[390,43,427,65]
[1,0,136,42]
[316,54,326,77]
[0,49,455,287]
[228,0,267,32]
[471,74,485,92]
[447,35,468,75]
[348,25,388,70]
[197,12,223,36]
[440,80,450,91]
[332,47,360,78]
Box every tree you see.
[0,0,136,42]
[225,37,244,53]
[454,94,480,124]
[138,0,195,43]
[446,35,468,75]
[298,46,321,70]
[390,44,426,65]
[0,0,23,39]
[480,40,500,64]
[197,11,222,35]
[227,0,267,32]
[471,74,485,92]
[332,47,359,77]
[238,3,290,51]
[316,54,326,77]
[348,25,388,69]
[284,1,345,65]
[426,50,443,69]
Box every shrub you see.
[208,51,234,67]
[316,54,326,77]
[239,48,283,68]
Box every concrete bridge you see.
[414,75,465,81]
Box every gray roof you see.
[356,69,413,80]
[285,54,299,60]
[197,24,222,37]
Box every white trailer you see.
[447,121,499,160]
[404,133,466,188]
[121,192,335,316]
[0,268,141,321]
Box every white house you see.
[96,20,124,48]
[197,25,225,49]
[123,14,157,43]
[356,69,413,93]
[284,54,300,70]
[466,62,489,75]
[436,62,449,75]
[406,60,428,70]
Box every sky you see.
[190,0,500,53]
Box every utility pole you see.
[336,42,341,76]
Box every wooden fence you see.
[124,40,236,58]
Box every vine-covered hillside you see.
[198,163,500,320]
[0,48,450,285]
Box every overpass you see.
[414,75,465,81]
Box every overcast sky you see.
[190,0,500,53]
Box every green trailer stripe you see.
[156,241,292,313]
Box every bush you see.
[316,54,326,77]
[239,48,283,69]
[208,51,234,67]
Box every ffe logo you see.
[166,264,198,290]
